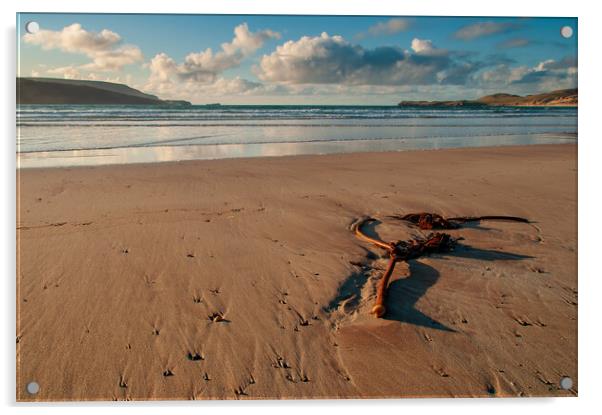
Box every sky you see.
[17,14,577,105]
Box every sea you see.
[16,105,577,168]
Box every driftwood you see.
[351,217,456,317]
[352,213,530,318]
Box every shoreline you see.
[17,134,577,170]
[17,143,577,400]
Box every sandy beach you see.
[16,144,577,401]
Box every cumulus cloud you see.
[222,23,281,55]
[473,56,577,92]
[143,53,259,99]
[149,23,279,83]
[143,23,280,100]
[173,23,280,82]
[146,53,178,83]
[23,23,120,52]
[474,65,529,85]
[23,23,143,71]
[145,72,265,101]
[356,18,411,39]
[535,56,577,71]
[454,21,520,40]
[411,38,436,54]
[80,45,143,72]
[512,57,577,88]
[257,33,480,86]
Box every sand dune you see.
[16,144,577,400]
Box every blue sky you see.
[17,14,577,104]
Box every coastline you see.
[17,144,577,400]
[17,132,577,169]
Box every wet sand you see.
[16,144,577,400]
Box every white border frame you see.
[3,1,599,414]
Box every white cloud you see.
[454,21,520,40]
[473,56,577,92]
[142,73,267,102]
[357,18,411,39]
[222,23,281,55]
[172,23,280,82]
[476,64,529,85]
[23,23,143,72]
[256,33,477,86]
[411,38,435,54]
[143,23,280,100]
[534,59,556,72]
[81,45,143,72]
[146,53,178,83]
[23,23,120,53]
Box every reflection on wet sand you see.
[18,133,575,168]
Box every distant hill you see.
[17,77,191,106]
[477,89,577,106]
[398,89,577,107]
